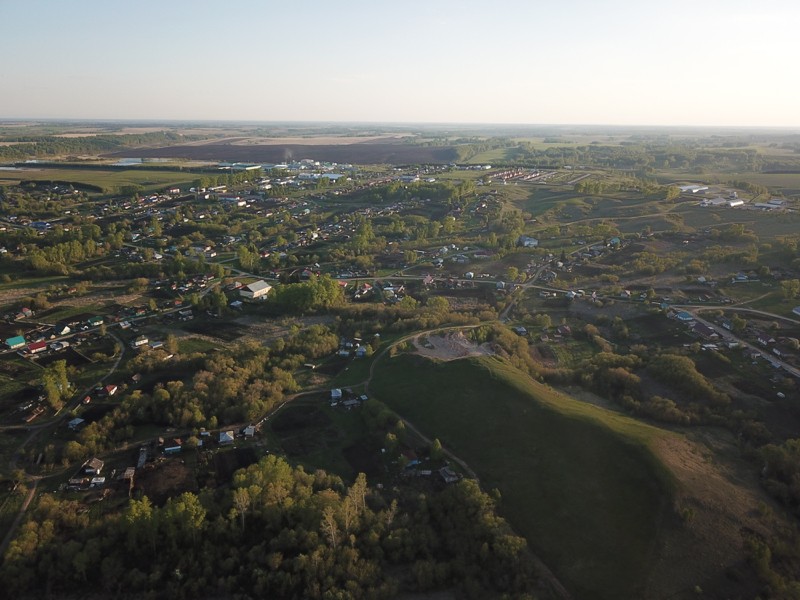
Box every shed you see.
[68,417,85,431]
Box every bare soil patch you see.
[135,458,198,506]
[411,331,495,362]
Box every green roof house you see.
[5,335,26,350]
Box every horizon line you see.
[2,117,800,132]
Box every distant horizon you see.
[2,117,800,134]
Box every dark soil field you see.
[214,447,258,482]
[35,347,92,368]
[136,458,198,506]
[272,405,335,457]
[0,322,38,339]
[271,404,330,433]
[108,142,460,165]
[81,404,114,423]
[180,320,249,341]
[342,443,382,478]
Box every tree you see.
[42,360,70,411]
[505,266,519,282]
[321,506,339,549]
[430,438,444,461]
[232,487,251,531]
[165,334,179,355]
[780,279,800,300]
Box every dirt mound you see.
[411,331,494,361]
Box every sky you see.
[2,0,799,127]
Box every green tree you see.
[430,438,444,461]
[780,279,800,300]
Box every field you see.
[0,167,196,193]
[370,352,672,599]
[269,402,374,479]
[107,142,461,165]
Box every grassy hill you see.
[370,353,675,600]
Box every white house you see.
[131,335,149,348]
[240,280,272,300]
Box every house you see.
[53,323,71,336]
[243,425,255,438]
[439,467,460,484]
[163,439,182,454]
[518,235,539,248]
[219,431,235,445]
[673,311,694,322]
[104,384,118,396]
[355,346,368,358]
[87,316,104,327]
[131,335,149,348]
[721,319,733,331]
[556,325,572,337]
[330,389,343,404]
[692,323,719,340]
[26,341,47,354]
[240,280,272,300]
[5,335,26,350]
[83,457,104,475]
[513,326,528,336]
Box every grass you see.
[369,353,674,600]
[177,337,219,354]
[41,303,107,323]
[269,402,367,480]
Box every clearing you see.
[411,331,494,361]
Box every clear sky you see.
[2,0,799,126]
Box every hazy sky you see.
[2,0,799,126]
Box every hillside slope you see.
[371,353,774,599]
